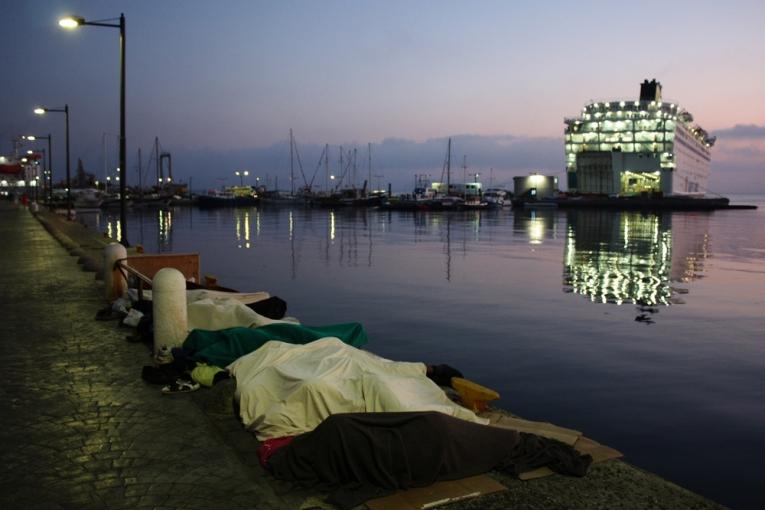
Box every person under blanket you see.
[266,411,593,510]
[228,337,486,440]
[183,322,368,367]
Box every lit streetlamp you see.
[235,170,249,186]
[34,106,70,218]
[60,13,128,245]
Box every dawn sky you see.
[1,0,763,192]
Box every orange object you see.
[127,253,200,283]
[451,377,500,413]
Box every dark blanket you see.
[182,322,368,368]
[267,411,592,509]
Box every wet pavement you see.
[0,202,293,509]
[0,201,726,509]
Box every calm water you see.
[82,195,765,509]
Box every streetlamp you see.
[21,135,52,206]
[34,106,70,218]
[60,13,128,246]
[235,170,249,186]
[30,149,45,203]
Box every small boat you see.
[72,189,103,209]
[483,188,509,208]
[197,186,259,207]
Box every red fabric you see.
[257,436,295,468]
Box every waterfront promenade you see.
[0,201,726,509]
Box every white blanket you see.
[129,288,299,331]
[228,337,488,440]
[128,288,271,304]
[187,298,299,331]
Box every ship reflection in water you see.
[563,210,709,323]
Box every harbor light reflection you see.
[234,209,252,249]
[157,209,172,249]
[563,210,709,321]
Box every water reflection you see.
[234,208,253,249]
[512,208,560,245]
[157,209,173,250]
[563,210,709,322]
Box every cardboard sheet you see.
[480,410,623,480]
[366,474,507,510]
[481,410,582,445]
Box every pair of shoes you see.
[161,379,200,395]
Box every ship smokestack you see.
[640,79,662,102]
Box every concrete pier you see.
[0,201,726,509]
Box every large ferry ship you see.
[564,79,716,197]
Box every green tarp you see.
[183,322,368,368]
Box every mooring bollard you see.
[153,267,188,356]
[103,243,128,302]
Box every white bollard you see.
[103,243,128,302]
[153,267,188,356]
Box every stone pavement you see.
[0,202,298,510]
[0,201,726,510]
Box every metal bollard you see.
[152,267,188,356]
[103,243,128,302]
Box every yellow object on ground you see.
[452,377,500,412]
[191,363,226,387]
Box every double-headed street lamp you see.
[22,134,53,206]
[34,106,70,218]
[235,170,249,186]
[60,13,128,246]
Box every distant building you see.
[564,79,716,196]
[513,174,558,199]
[0,154,41,196]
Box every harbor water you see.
[82,195,765,509]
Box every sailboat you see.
[428,138,464,210]
[260,129,318,206]
[314,143,383,208]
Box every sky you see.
[1,0,763,193]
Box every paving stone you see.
[0,203,289,510]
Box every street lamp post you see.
[60,13,128,245]
[23,134,53,207]
[31,149,45,202]
[235,170,249,186]
[34,106,70,218]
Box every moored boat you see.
[197,186,259,207]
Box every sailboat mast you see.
[325,143,329,192]
[102,133,107,187]
[137,148,143,198]
[353,148,357,191]
[368,142,372,195]
[289,128,294,196]
[446,138,451,195]
[155,137,161,186]
[339,147,343,191]
[463,155,467,199]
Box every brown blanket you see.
[267,411,592,509]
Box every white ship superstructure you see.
[564,80,716,196]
